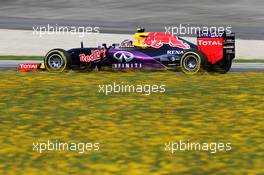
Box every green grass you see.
[0,71,263,175]
[234,59,264,63]
[0,55,43,60]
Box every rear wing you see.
[197,32,235,64]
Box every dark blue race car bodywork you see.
[42,31,235,74]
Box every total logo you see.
[18,64,39,71]
[113,51,134,62]
[79,49,106,63]
[198,40,222,46]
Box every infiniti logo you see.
[113,51,134,62]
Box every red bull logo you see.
[143,32,190,49]
[79,49,106,63]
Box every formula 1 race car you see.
[25,29,235,74]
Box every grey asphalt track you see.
[0,60,263,72]
[0,0,264,39]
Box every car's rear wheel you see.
[44,49,71,72]
[213,55,232,74]
[180,51,205,74]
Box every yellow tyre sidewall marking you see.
[44,50,67,72]
[180,52,202,74]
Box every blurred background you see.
[0,0,264,39]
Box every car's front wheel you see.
[44,49,71,72]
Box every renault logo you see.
[113,51,134,62]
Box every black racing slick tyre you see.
[180,51,206,75]
[44,49,71,72]
[214,55,232,74]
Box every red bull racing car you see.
[20,28,235,74]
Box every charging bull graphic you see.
[143,32,190,49]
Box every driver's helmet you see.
[136,27,145,33]
[133,27,148,47]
